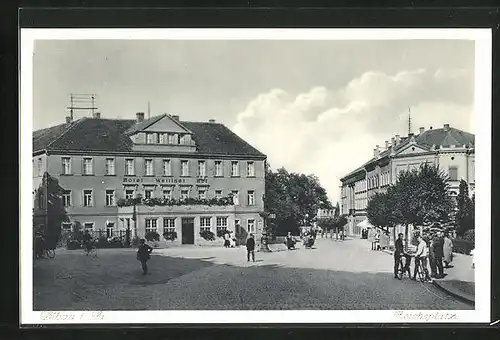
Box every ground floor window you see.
[125,189,135,200]
[106,222,115,238]
[163,218,175,233]
[61,223,72,232]
[84,222,94,230]
[247,219,255,233]
[200,217,212,232]
[145,218,158,233]
[216,217,228,233]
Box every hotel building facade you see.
[340,124,475,237]
[33,112,267,246]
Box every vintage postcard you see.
[20,28,491,324]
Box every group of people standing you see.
[394,230,454,281]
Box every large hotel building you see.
[33,112,266,246]
[340,124,475,237]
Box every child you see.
[137,239,153,275]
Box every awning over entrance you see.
[357,219,375,229]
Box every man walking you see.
[246,233,255,262]
[394,233,411,279]
[137,239,153,275]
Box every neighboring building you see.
[33,112,266,246]
[340,124,475,236]
[316,208,336,220]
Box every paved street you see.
[34,238,473,310]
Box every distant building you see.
[33,112,266,246]
[339,124,475,236]
[316,208,336,220]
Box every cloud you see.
[233,69,474,204]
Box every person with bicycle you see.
[82,230,93,255]
[394,233,411,279]
[412,235,431,282]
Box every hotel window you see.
[200,217,212,232]
[62,190,71,207]
[448,166,458,181]
[146,133,157,144]
[163,159,172,176]
[83,190,93,207]
[84,222,94,230]
[125,189,135,200]
[231,161,239,177]
[144,188,154,199]
[145,218,157,233]
[198,161,206,178]
[247,190,255,206]
[163,189,172,200]
[231,190,239,205]
[105,190,115,206]
[216,217,228,232]
[61,157,71,175]
[61,223,72,232]
[215,161,223,177]
[106,222,115,238]
[198,189,206,199]
[83,158,93,175]
[181,160,190,177]
[180,189,189,200]
[105,158,115,175]
[163,218,175,233]
[125,159,135,176]
[247,161,255,177]
[145,159,154,176]
[215,190,223,199]
[37,158,43,176]
[247,219,255,233]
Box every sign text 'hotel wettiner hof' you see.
[122,177,209,185]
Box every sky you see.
[33,39,475,204]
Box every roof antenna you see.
[408,107,412,135]
[147,101,151,120]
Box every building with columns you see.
[33,112,266,246]
[340,124,475,236]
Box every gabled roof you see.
[124,114,166,135]
[340,126,474,182]
[33,117,266,157]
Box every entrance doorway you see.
[181,218,195,244]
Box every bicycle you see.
[83,242,98,258]
[413,256,430,282]
[396,254,411,280]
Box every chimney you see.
[209,119,216,123]
[419,127,425,134]
[65,116,72,124]
[385,140,389,150]
[429,126,433,130]
[391,137,396,147]
[136,112,145,123]
[171,115,180,121]
[373,145,380,158]
[443,123,450,131]
[93,112,101,119]
[395,134,401,145]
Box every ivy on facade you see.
[116,196,235,208]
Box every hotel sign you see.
[122,177,208,185]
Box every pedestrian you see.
[224,232,231,248]
[429,231,445,278]
[443,232,453,268]
[413,235,431,281]
[394,233,411,279]
[246,233,255,262]
[136,238,153,275]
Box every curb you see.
[432,279,475,305]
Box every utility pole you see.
[408,107,412,135]
[148,101,151,119]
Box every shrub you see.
[462,229,475,242]
[453,238,474,255]
[145,231,160,242]
[216,229,231,238]
[163,231,178,241]
[199,230,216,241]
[66,240,81,250]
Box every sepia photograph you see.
[20,28,491,324]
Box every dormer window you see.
[146,133,157,144]
[169,133,178,144]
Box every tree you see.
[335,202,340,217]
[264,164,332,236]
[456,180,474,236]
[34,172,69,249]
[367,191,395,232]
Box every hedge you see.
[453,239,474,255]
